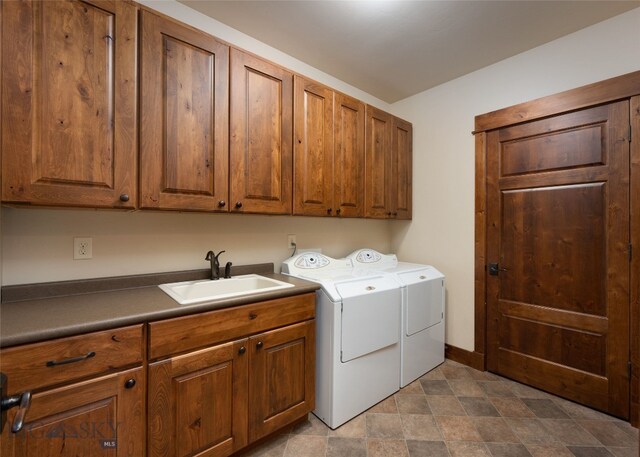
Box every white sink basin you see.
[159,274,295,305]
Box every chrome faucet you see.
[205,250,225,280]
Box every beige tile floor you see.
[238,359,639,457]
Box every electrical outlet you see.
[74,237,93,260]
[287,234,296,249]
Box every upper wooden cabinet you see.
[293,76,334,216]
[139,10,229,211]
[1,0,137,208]
[293,77,366,217]
[364,106,413,219]
[391,117,413,220]
[365,105,393,218]
[334,93,366,217]
[230,49,293,214]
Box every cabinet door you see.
[391,117,413,219]
[230,49,293,214]
[334,93,365,217]
[293,76,334,216]
[249,320,315,441]
[0,367,144,457]
[1,0,137,208]
[365,105,393,218]
[148,340,248,457]
[140,11,229,212]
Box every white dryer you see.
[282,252,401,429]
[347,249,445,387]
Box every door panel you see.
[140,11,229,211]
[365,105,393,218]
[147,340,248,457]
[391,117,413,219]
[2,0,137,208]
[230,49,292,214]
[334,93,365,217]
[249,321,314,441]
[486,101,630,418]
[293,76,334,216]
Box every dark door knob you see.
[119,194,129,202]
[327,208,332,214]
[238,346,246,355]
[256,341,264,349]
[124,378,136,389]
[235,202,243,209]
[218,200,226,207]
[336,208,341,215]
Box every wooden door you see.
[1,367,144,456]
[486,101,631,418]
[249,321,315,441]
[230,49,293,214]
[391,117,413,220]
[148,339,248,457]
[293,76,334,216]
[365,105,393,218]
[139,11,229,211]
[1,0,137,208]
[334,93,365,217]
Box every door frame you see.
[473,70,640,426]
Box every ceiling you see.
[179,1,639,103]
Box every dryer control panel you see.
[348,249,398,269]
[282,252,353,277]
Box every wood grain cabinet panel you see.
[139,10,229,211]
[334,94,366,217]
[293,78,368,218]
[148,340,248,457]
[1,0,137,208]
[230,49,293,214]
[391,117,412,219]
[365,105,394,218]
[249,321,315,442]
[1,367,145,457]
[293,76,334,216]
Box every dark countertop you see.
[0,264,320,348]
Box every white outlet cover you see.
[74,237,93,260]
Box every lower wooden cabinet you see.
[0,367,145,457]
[249,321,315,441]
[147,320,315,457]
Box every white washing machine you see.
[347,249,445,387]
[282,252,401,429]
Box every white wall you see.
[0,0,394,286]
[390,7,640,351]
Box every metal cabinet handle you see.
[327,208,332,214]
[256,341,264,349]
[249,313,258,320]
[239,346,246,355]
[235,202,243,209]
[124,379,136,389]
[46,351,96,367]
[1,390,31,433]
[119,194,129,202]
[336,208,341,215]
[218,200,226,207]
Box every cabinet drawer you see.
[149,293,315,359]
[0,324,144,394]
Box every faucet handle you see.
[205,250,215,261]
[224,262,233,279]
[214,250,226,260]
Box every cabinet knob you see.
[249,313,258,320]
[119,194,129,202]
[218,200,226,207]
[327,208,332,214]
[256,341,264,349]
[238,346,246,355]
[386,212,392,217]
[124,378,136,389]
[336,208,341,215]
[392,212,398,217]
[235,202,243,209]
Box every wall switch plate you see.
[74,237,93,260]
[287,234,296,249]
